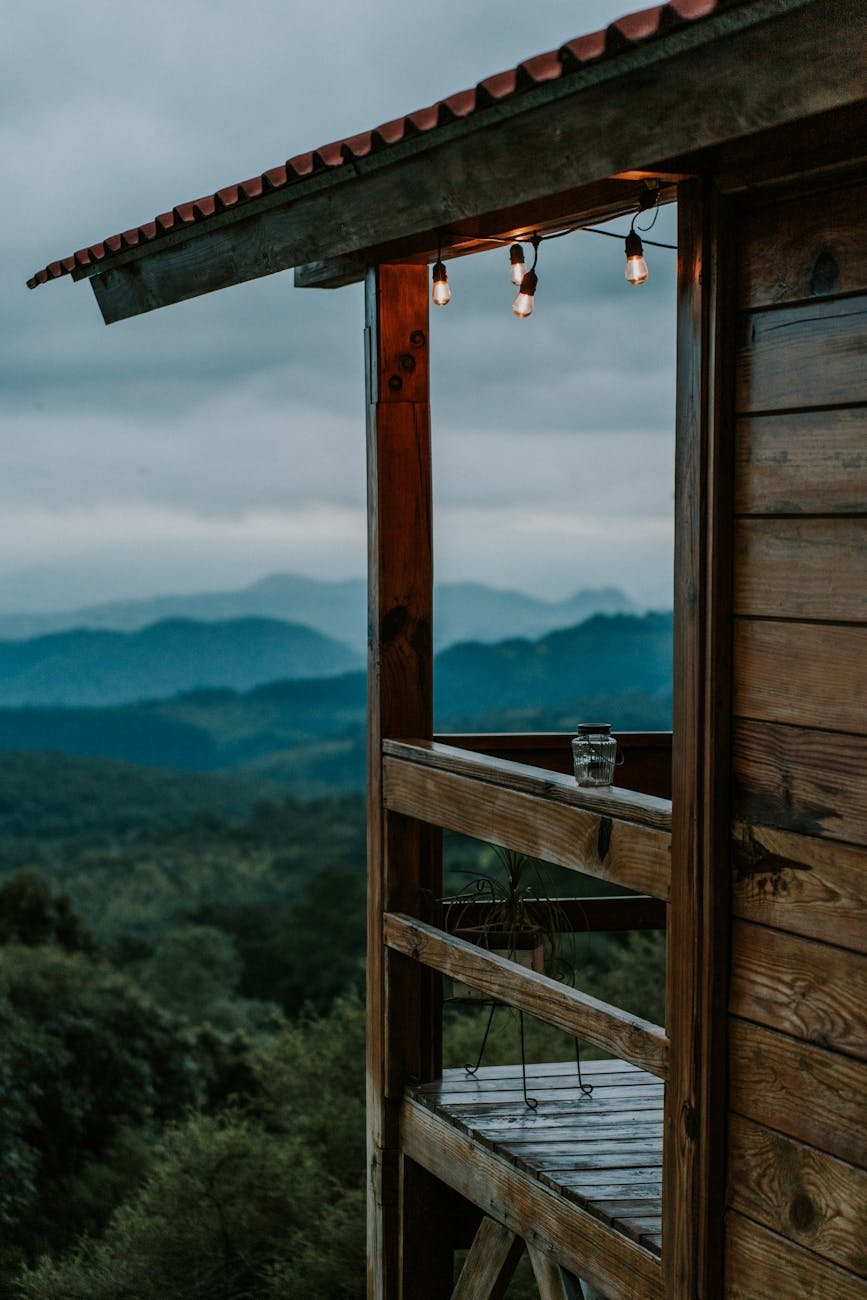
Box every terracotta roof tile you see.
[27,0,724,291]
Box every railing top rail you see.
[384,739,672,834]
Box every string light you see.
[624,229,649,285]
[513,235,540,318]
[431,232,451,307]
[431,187,674,317]
[508,243,526,286]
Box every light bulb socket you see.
[518,269,538,297]
[625,230,644,260]
[509,243,525,266]
[432,259,448,284]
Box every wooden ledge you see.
[385,740,672,831]
[383,741,672,900]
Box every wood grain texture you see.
[733,718,867,846]
[733,618,867,733]
[527,1246,586,1300]
[729,919,867,1058]
[364,264,441,1300]
[734,408,867,515]
[734,517,867,622]
[383,755,671,901]
[384,741,672,831]
[384,913,668,1078]
[401,1097,664,1300]
[724,1209,867,1300]
[666,177,734,1300]
[732,821,867,954]
[729,1018,867,1167]
[727,1114,867,1276]
[87,2,867,322]
[738,179,867,310]
[736,294,867,414]
[450,1215,523,1300]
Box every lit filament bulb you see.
[431,259,451,307]
[512,269,537,318]
[624,230,648,285]
[509,243,526,286]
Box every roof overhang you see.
[33,0,867,323]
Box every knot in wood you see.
[398,352,416,373]
[810,249,839,296]
[789,1191,815,1231]
[388,374,403,392]
[409,330,426,348]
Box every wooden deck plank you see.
[406,1061,665,1277]
[402,1095,664,1299]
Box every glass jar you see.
[572,724,618,787]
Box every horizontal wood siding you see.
[727,179,867,1296]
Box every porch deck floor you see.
[409,1057,664,1256]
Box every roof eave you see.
[74,0,864,323]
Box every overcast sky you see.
[4,0,677,614]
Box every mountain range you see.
[0,618,361,708]
[0,573,637,652]
[0,611,672,781]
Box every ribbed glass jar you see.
[572,724,618,787]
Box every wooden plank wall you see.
[725,175,867,1297]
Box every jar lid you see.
[576,723,611,735]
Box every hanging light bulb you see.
[431,258,451,307]
[625,229,649,285]
[512,268,537,318]
[508,243,526,286]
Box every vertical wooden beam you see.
[365,263,444,1300]
[665,180,734,1298]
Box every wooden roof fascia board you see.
[89,0,861,323]
[70,0,795,291]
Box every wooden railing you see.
[385,912,669,1077]
[383,739,672,900]
[381,737,672,1078]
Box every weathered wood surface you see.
[384,742,673,831]
[384,914,668,1077]
[734,408,867,515]
[383,755,671,901]
[86,1,867,321]
[364,264,442,1300]
[527,1246,586,1300]
[734,517,867,622]
[412,1062,665,1215]
[738,178,867,309]
[727,1114,867,1276]
[736,293,867,414]
[733,718,867,846]
[401,1093,664,1299]
[450,1215,523,1300]
[729,1018,867,1167]
[731,821,867,953]
[725,1209,867,1300]
[665,177,733,1300]
[729,918,867,1058]
[733,619,867,733]
[445,896,666,936]
[435,732,672,797]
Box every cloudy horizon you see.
[5,0,677,616]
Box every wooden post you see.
[665,179,734,1297]
[365,263,446,1299]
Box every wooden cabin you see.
[28,1,867,1296]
